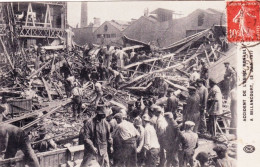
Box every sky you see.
[67,1,226,27]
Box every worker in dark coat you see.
[80,107,113,167]
[165,88,179,119]
[0,123,40,167]
[196,79,208,134]
[164,112,181,167]
[183,86,201,133]
[60,62,71,79]
[34,127,57,153]
[179,121,199,167]
[200,59,209,88]
[223,62,236,97]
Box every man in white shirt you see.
[134,116,145,166]
[190,67,200,85]
[113,113,140,167]
[142,114,160,167]
[71,82,83,120]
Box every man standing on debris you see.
[208,78,223,136]
[197,79,208,134]
[183,86,201,133]
[91,79,103,107]
[190,67,200,85]
[200,59,209,88]
[223,62,236,97]
[71,81,83,120]
[0,123,40,167]
[157,77,168,98]
[179,121,199,167]
[113,113,140,167]
[142,114,160,167]
[60,62,71,79]
[165,88,179,119]
[80,107,113,167]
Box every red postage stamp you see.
[227,1,260,42]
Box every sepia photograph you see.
[0,1,242,167]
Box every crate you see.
[8,99,32,117]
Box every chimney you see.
[144,8,149,17]
[93,17,101,27]
[81,2,88,28]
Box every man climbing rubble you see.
[91,79,103,107]
[71,81,83,120]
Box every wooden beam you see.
[22,99,71,131]
[27,59,52,79]
[0,37,14,70]
[164,79,188,91]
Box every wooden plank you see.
[164,79,188,91]
[27,59,52,79]
[0,37,14,70]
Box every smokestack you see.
[81,2,88,28]
[93,17,101,27]
[144,8,149,17]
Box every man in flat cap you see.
[223,62,236,97]
[179,121,198,167]
[213,144,236,167]
[208,78,223,136]
[183,86,201,133]
[80,107,112,167]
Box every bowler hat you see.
[224,62,230,64]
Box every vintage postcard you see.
[0,0,259,167]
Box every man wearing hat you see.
[164,112,181,167]
[151,104,168,167]
[165,88,179,119]
[195,152,210,167]
[142,114,160,167]
[200,59,209,88]
[80,107,112,167]
[34,127,57,152]
[213,144,236,167]
[179,121,198,167]
[183,86,201,133]
[223,62,236,96]
[208,78,223,136]
[113,113,140,167]
[197,79,208,134]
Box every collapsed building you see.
[0,3,236,167]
